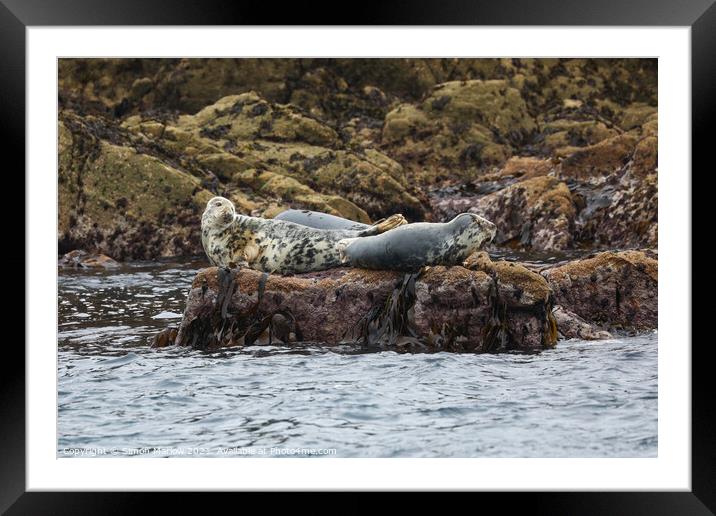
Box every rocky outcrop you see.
[167,261,558,353]
[542,250,657,331]
[428,116,657,252]
[381,80,536,182]
[58,58,658,260]
[60,58,657,132]
[58,249,120,269]
[158,248,658,353]
[121,92,425,221]
[469,176,575,251]
[58,112,214,260]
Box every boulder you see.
[542,250,657,331]
[58,112,214,260]
[468,176,576,252]
[552,306,613,340]
[58,249,120,269]
[560,133,638,180]
[381,79,536,182]
[170,261,558,353]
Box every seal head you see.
[202,196,236,232]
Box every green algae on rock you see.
[59,114,214,259]
[58,58,658,260]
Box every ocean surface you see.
[57,258,657,458]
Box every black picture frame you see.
[3,0,710,511]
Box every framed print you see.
[4,0,711,511]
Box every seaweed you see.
[343,271,428,353]
[178,267,300,350]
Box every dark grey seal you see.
[337,213,497,271]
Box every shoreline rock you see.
[58,249,120,269]
[166,261,558,353]
[541,250,657,331]
[552,306,613,341]
[154,249,657,352]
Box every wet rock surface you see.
[162,248,657,352]
[541,250,657,331]
[552,306,613,341]
[58,249,120,269]
[170,262,558,353]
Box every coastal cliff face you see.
[58,58,657,260]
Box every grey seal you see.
[201,197,496,274]
[337,213,497,271]
[273,209,371,231]
[201,197,407,274]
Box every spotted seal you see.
[201,197,407,274]
[201,197,496,274]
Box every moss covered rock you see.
[381,79,537,182]
[58,114,213,259]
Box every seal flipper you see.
[357,214,408,237]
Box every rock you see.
[462,251,554,307]
[561,133,638,180]
[58,112,214,260]
[538,119,619,155]
[468,176,576,251]
[497,156,556,180]
[288,67,394,126]
[233,169,371,223]
[59,58,657,124]
[381,79,536,182]
[542,250,657,331]
[552,306,613,340]
[176,92,339,147]
[571,171,658,249]
[430,116,656,251]
[173,264,557,353]
[429,157,557,222]
[618,103,658,131]
[561,129,657,249]
[123,94,425,221]
[151,327,178,348]
[58,249,120,269]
